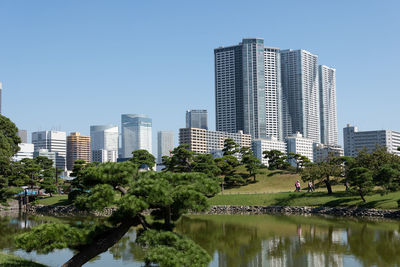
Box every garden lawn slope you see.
[209,191,400,209]
[224,167,344,194]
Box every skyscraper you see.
[66,132,91,171]
[215,38,337,144]
[90,125,119,163]
[157,131,174,164]
[17,130,28,143]
[215,38,282,140]
[280,49,320,143]
[121,114,152,158]
[215,38,267,139]
[32,131,67,170]
[186,110,208,129]
[264,47,283,140]
[319,65,338,145]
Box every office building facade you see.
[313,143,344,163]
[66,132,90,171]
[319,65,338,145]
[186,110,208,129]
[32,131,67,170]
[286,132,314,165]
[252,137,287,165]
[12,143,34,161]
[343,124,400,157]
[179,128,251,155]
[214,38,268,139]
[281,49,320,143]
[33,149,57,168]
[157,131,174,164]
[17,130,28,143]
[90,125,118,163]
[121,114,152,158]
[91,149,117,163]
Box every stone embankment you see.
[206,205,400,219]
[26,204,116,217]
[0,200,19,211]
[22,204,400,219]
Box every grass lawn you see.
[34,194,70,206]
[224,166,344,194]
[0,253,47,267]
[209,190,400,209]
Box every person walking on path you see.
[307,181,314,192]
[295,180,301,192]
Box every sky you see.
[1,0,399,155]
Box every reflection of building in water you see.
[238,234,344,267]
[265,239,287,267]
[307,253,343,267]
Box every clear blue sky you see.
[1,0,399,155]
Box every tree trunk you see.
[345,180,349,191]
[324,177,332,194]
[359,191,366,202]
[253,173,256,182]
[221,181,224,195]
[115,186,127,195]
[61,221,133,267]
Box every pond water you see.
[1,213,400,266]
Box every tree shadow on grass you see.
[269,192,317,206]
[358,199,397,209]
[267,170,284,177]
[36,196,71,206]
[54,198,71,206]
[323,197,360,208]
[270,191,357,207]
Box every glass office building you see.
[186,110,208,130]
[121,114,152,158]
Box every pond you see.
[1,213,400,266]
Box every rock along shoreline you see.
[206,205,400,219]
[20,204,400,219]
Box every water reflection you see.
[176,215,400,267]
[1,213,400,266]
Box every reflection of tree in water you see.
[109,228,146,263]
[175,216,263,267]
[0,213,60,250]
[176,215,400,267]
[0,214,104,252]
[3,213,400,266]
[347,223,400,266]
[267,222,400,267]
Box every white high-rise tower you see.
[264,47,282,140]
[319,65,338,145]
[157,131,174,164]
[280,49,320,143]
[90,125,119,162]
